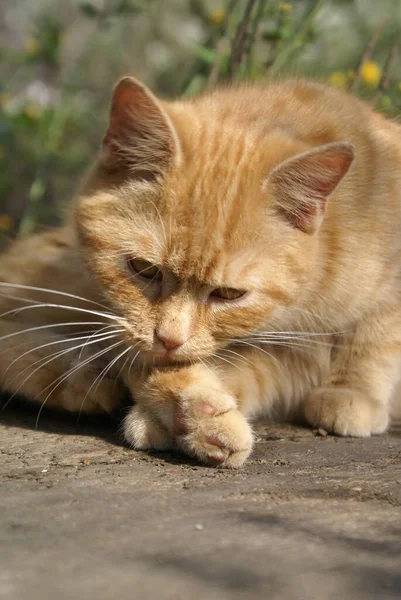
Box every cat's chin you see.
[141,352,194,368]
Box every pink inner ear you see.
[104,79,159,145]
[291,203,318,230]
[270,142,355,234]
[101,77,178,176]
[309,151,354,199]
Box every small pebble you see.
[194,523,204,531]
[351,487,362,492]
[41,469,48,473]
[316,428,328,437]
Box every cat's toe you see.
[124,404,174,450]
[304,387,389,437]
[177,409,254,468]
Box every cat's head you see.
[75,77,354,366]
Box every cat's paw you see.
[124,404,174,450]
[304,387,389,437]
[175,389,254,468]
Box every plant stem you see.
[267,0,323,78]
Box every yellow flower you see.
[328,71,347,89]
[24,38,40,55]
[360,61,381,87]
[208,9,225,26]
[25,104,42,120]
[0,214,13,232]
[279,2,292,13]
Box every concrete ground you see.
[1,401,401,600]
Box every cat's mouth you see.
[142,351,193,368]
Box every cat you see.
[1,76,401,467]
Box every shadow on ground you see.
[1,399,401,600]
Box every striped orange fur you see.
[1,77,401,466]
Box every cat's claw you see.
[304,387,389,437]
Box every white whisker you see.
[78,346,131,419]
[34,340,125,428]
[0,328,101,358]
[0,321,112,346]
[0,302,122,322]
[0,292,43,306]
[219,347,254,366]
[210,352,248,374]
[77,324,125,361]
[0,282,114,313]
[127,349,141,378]
[4,328,125,378]
[2,333,121,411]
[244,337,335,349]
[253,329,345,337]
[231,340,281,368]
[114,344,140,384]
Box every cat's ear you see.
[101,76,181,178]
[266,142,355,234]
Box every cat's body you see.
[1,78,401,466]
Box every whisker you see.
[209,352,249,374]
[244,337,335,349]
[127,349,141,378]
[78,345,131,420]
[3,328,125,378]
[240,340,314,355]
[35,340,125,428]
[0,302,122,322]
[77,324,125,361]
[198,357,213,375]
[114,343,140,384]
[219,347,254,366]
[0,282,114,313]
[0,328,101,358]
[232,338,317,355]
[2,333,121,411]
[252,330,346,337]
[0,292,43,306]
[0,321,113,346]
[230,340,281,368]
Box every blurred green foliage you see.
[0,0,401,244]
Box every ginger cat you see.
[1,77,401,467]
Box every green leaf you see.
[192,46,216,65]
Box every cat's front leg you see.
[123,364,253,467]
[304,308,401,436]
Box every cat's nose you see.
[155,331,184,351]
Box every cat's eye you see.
[209,287,247,302]
[127,258,162,281]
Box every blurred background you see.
[0,0,400,245]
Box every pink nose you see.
[156,332,183,351]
